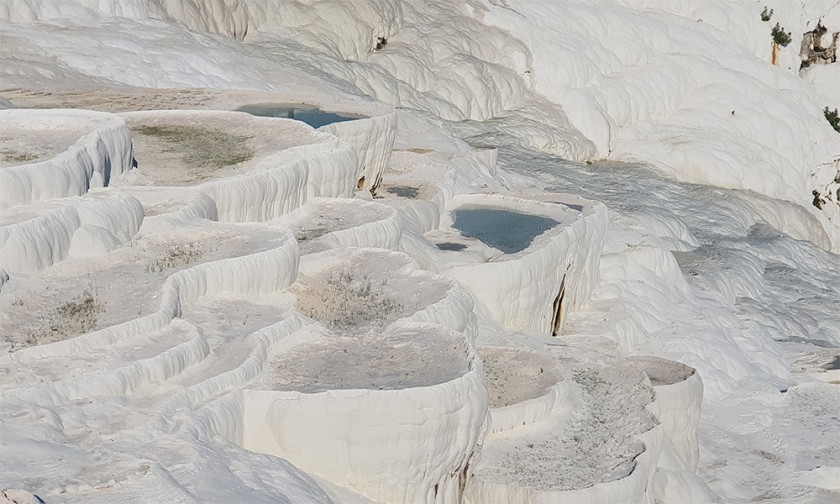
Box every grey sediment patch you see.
[385,185,420,198]
[436,242,467,251]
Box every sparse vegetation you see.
[294,268,403,330]
[295,216,345,242]
[760,6,773,22]
[1,148,43,164]
[772,22,792,47]
[134,124,254,170]
[824,107,840,133]
[14,290,104,351]
[145,243,205,273]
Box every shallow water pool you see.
[451,205,559,254]
[235,104,364,128]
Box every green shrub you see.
[824,107,840,133]
[761,6,773,22]
[772,23,792,47]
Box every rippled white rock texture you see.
[2,1,840,503]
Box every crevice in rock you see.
[550,274,566,337]
[458,460,471,502]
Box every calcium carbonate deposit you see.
[1,1,840,503]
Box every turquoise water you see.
[235,104,364,128]
[451,205,559,254]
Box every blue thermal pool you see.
[235,104,364,128]
[451,206,559,254]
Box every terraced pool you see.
[236,104,364,128]
[451,206,559,254]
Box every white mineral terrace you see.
[2,1,840,503]
[432,193,607,335]
[0,101,709,504]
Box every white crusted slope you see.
[0,109,134,209]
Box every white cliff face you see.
[319,111,397,194]
[2,1,840,503]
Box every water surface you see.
[236,104,364,128]
[452,205,559,254]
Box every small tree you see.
[825,107,840,133]
[761,6,774,22]
[772,23,792,47]
[769,21,792,65]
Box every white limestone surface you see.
[632,356,702,472]
[200,140,357,222]
[318,109,397,195]
[240,248,488,504]
[2,1,840,502]
[480,346,567,434]
[0,191,143,272]
[2,238,297,364]
[0,109,134,209]
[476,0,840,248]
[121,109,334,184]
[245,360,487,504]
[292,247,481,339]
[437,193,607,335]
[274,197,402,254]
[466,356,663,504]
